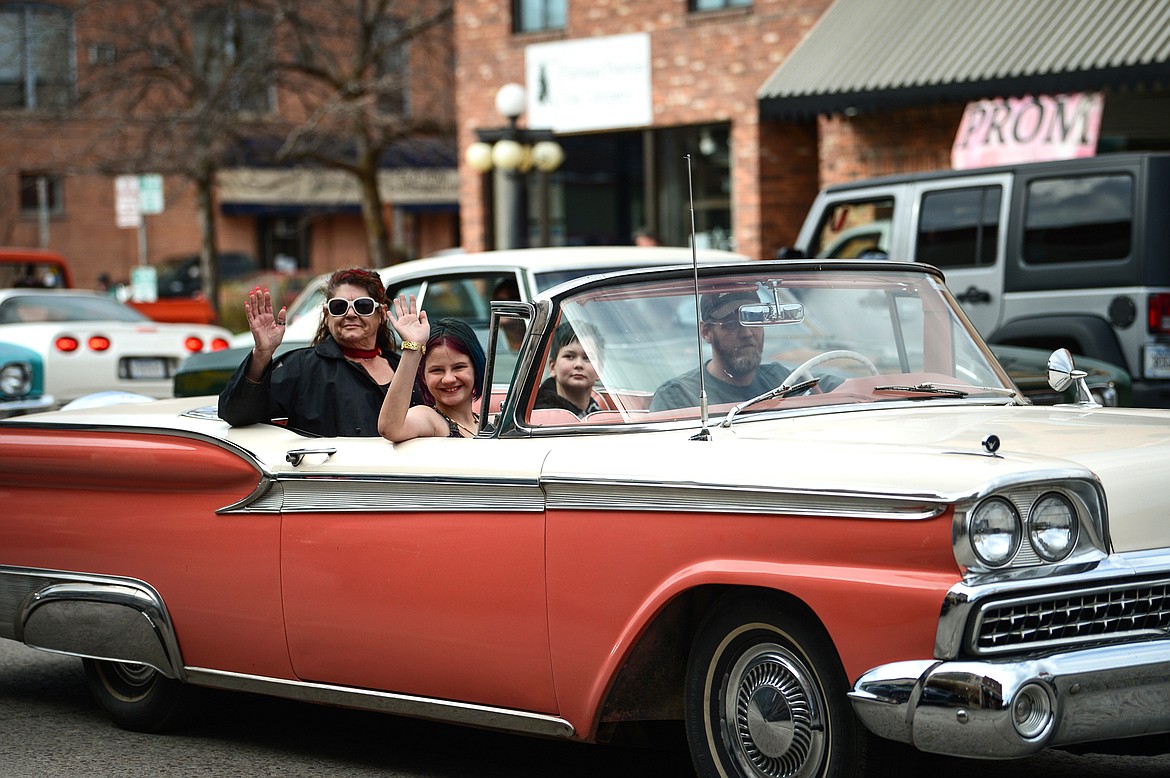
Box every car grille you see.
[972,578,1170,655]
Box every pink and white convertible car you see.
[3,257,1170,778]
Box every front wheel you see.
[684,597,904,778]
[82,658,193,733]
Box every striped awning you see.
[759,0,1170,118]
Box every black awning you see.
[759,0,1170,119]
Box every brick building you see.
[0,0,460,290]
[3,0,1167,292]
[454,0,1169,259]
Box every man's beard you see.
[726,346,762,378]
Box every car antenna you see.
[686,154,711,442]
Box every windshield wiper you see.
[874,382,1018,399]
[874,382,969,398]
[719,378,820,428]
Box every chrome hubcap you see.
[725,646,825,778]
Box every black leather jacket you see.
[218,337,403,437]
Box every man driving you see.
[650,290,791,411]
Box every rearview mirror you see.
[739,302,804,326]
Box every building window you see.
[690,0,751,10]
[514,0,566,34]
[19,172,64,216]
[192,8,273,113]
[376,17,410,116]
[0,5,74,110]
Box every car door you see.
[907,173,1012,336]
[278,437,559,715]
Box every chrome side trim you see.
[223,473,948,519]
[0,566,183,679]
[542,477,947,519]
[223,475,546,514]
[184,666,575,739]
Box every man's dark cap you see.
[700,290,759,322]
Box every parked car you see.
[789,152,1169,406]
[178,245,748,397]
[127,251,260,325]
[0,247,73,289]
[4,258,1170,777]
[0,289,231,406]
[0,341,54,417]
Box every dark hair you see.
[312,267,396,353]
[415,317,487,405]
[551,320,605,360]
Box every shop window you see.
[1023,174,1133,264]
[514,0,566,33]
[656,124,734,251]
[19,172,63,216]
[0,4,74,110]
[917,186,1001,269]
[690,0,751,11]
[192,7,273,113]
[375,16,410,115]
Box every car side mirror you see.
[1047,348,1100,407]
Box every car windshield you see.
[518,264,1015,425]
[0,294,150,324]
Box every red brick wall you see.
[818,104,965,186]
[454,0,832,258]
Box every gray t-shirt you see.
[650,361,791,411]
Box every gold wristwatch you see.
[401,340,425,354]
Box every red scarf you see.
[340,345,381,360]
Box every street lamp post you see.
[466,84,564,250]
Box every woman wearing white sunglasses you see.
[220,267,414,437]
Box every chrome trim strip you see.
[0,566,184,680]
[542,477,947,519]
[184,666,575,739]
[223,476,546,514]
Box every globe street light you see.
[466,83,565,249]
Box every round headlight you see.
[970,497,1021,567]
[0,363,31,396]
[1030,492,1079,562]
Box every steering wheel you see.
[780,349,879,390]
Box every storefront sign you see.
[952,93,1103,169]
[525,33,652,133]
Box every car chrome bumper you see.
[849,639,1170,758]
[0,395,55,418]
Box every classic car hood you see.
[762,404,1170,553]
[541,403,1170,555]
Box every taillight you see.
[210,337,229,351]
[1149,293,1170,334]
[55,336,80,352]
[88,335,111,351]
[184,336,205,352]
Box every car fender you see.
[573,557,957,740]
[13,573,184,679]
